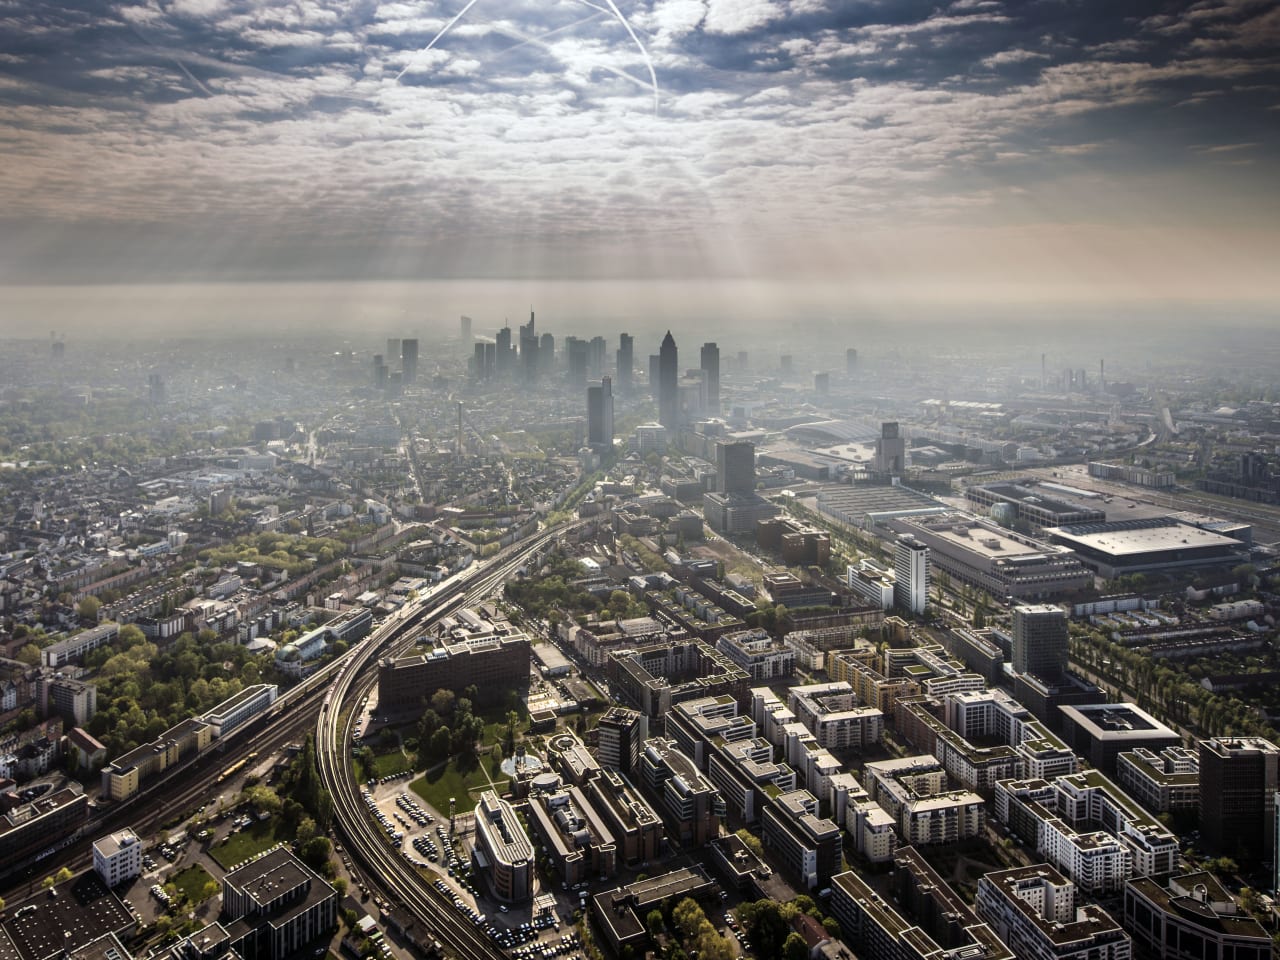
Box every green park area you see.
[170,864,218,905]
[410,757,507,815]
[210,820,286,871]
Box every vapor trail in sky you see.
[394,0,484,81]
[594,0,659,114]
[393,0,659,112]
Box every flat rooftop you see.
[0,874,133,960]
[1046,517,1243,558]
[1059,702,1178,740]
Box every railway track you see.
[317,526,576,960]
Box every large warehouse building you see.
[1042,517,1249,579]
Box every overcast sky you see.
[1,0,1278,311]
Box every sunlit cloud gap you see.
[393,0,660,113]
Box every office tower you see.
[894,536,930,616]
[147,373,166,404]
[589,336,606,378]
[519,312,538,383]
[873,421,905,474]
[617,333,634,394]
[814,372,829,397]
[386,338,400,363]
[401,338,419,384]
[1275,788,1280,893]
[372,354,387,389]
[472,342,486,380]
[658,331,679,431]
[566,337,588,386]
[587,378,614,451]
[1012,604,1068,681]
[460,315,472,344]
[700,342,720,415]
[495,326,513,376]
[649,354,660,399]
[780,354,793,376]
[596,706,647,779]
[1200,737,1280,864]
[846,348,857,375]
[483,342,496,379]
[539,333,555,374]
[737,350,748,371]
[716,440,755,495]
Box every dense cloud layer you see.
[0,0,1277,297]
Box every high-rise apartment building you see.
[460,315,471,344]
[716,440,755,495]
[700,342,720,415]
[1012,605,1068,682]
[617,333,634,394]
[658,331,679,431]
[400,338,418,384]
[894,536,930,615]
[587,378,614,451]
[1200,736,1280,864]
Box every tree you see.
[646,909,665,937]
[430,688,456,716]
[300,836,333,872]
[429,725,451,761]
[822,916,841,939]
[200,880,219,902]
[296,816,317,847]
[15,644,40,667]
[735,828,764,859]
[77,595,101,621]
[54,867,72,884]
[782,932,808,960]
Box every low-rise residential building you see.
[830,856,1014,960]
[787,681,884,752]
[1116,746,1200,815]
[995,770,1179,894]
[101,717,212,801]
[715,628,795,680]
[976,864,1132,960]
[200,683,278,738]
[638,738,724,848]
[761,789,842,891]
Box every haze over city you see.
[2,0,1279,333]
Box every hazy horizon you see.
[2,0,1278,309]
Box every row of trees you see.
[1069,625,1277,741]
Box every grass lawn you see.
[170,864,217,905]
[210,820,285,871]
[411,757,507,814]
[370,749,415,778]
